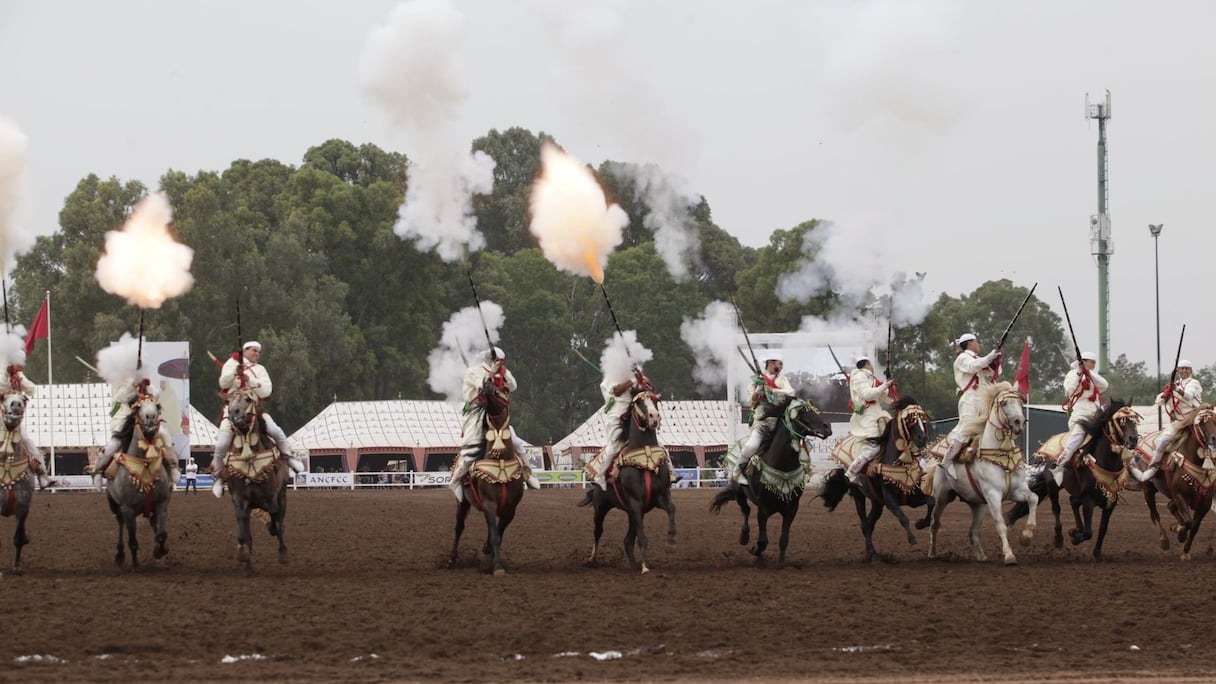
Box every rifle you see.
[884,323,900,399]
[1057,287,1096,410]
[995,282,1039,352]
[727,292,761,376]
[827,345,849,378]
[1057,287,1083,367]
[1168,324,1187,389]
[463,266,496,359]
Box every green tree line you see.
[10,129,1199,443]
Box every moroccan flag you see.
[1014,340,1031,396]
[23,298,48,356]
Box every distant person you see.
[184,457,198,494]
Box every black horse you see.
[579,388,676,574]
[450,375,526,575]
[710,398,832,565]
[821,396,934,562]
[1007,400,1139,560]
[219,388,290,572]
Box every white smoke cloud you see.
[777,220,930,331]
[0,115,35,275]
[599,329,653,386]
[359,0,496,262]
[679,300,741,393]
[426,302,505,402]
[95,333,152,389]
[94,192,194,309]
[529,142,627,283]
[0,327,28,370]
[602,161,701,282]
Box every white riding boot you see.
[942,439,965,479]
[212,470,224,498]
[92,472,104,490]
[449,455,476,502]
[1132,439,1168,483]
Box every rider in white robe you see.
[1050,352,1108,485]
[6,365,51,488]
[211,341,305,497]
[449,347,541,502]
[942,333,1000,477]
[91,377,184,490]
[844,357,896,483]
[1130,359,1204,483]
[591,367,646,490]
[729,352,796,486]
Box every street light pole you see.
[1150,224,1164,429]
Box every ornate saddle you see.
[107,433,169,494]
[221,431,281,483]
[831,433,924,493]
[470,457,524,485]
[615,444,668,473]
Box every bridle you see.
[987,390,1024,442]
[784,399,828,441]
[894,403,930,456]
[1187,408,1216,458]
[631,390,661,431]
[1102,406,1141,449]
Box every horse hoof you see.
[10,566,23,576]
[1181,553,1192,561]
[493,567,507,576]
[1160,539,1171,551]
[1003,555,1017,566]
[914,519,930,530]
[236,546,251,564]
[667,535,677,546]
[278,554,289,566]
[640,564,650,575]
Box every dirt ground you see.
[2,484,1216,683]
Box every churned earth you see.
[2,485,1215,682]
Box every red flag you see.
[1014,340,1031,396]
[23,298,48,356]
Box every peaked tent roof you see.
[24,382,220,449]
[290,400,466,451]
[553,400,736,454]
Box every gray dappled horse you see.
[106,395,172,569]
[579,388,677,574]
[0,391,35,574]
[220,388,289,572]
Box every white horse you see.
[928,382,1038,565]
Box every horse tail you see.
[708,486,737,514]
[821,468,851,512]
[577,488,595,508]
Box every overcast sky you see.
[2,0,1213,372]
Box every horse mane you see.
[892,395,919,411]
[1077,399,1128,438]
[959,381,1015,437]
[114,411,138,452]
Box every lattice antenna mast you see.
[1086,89,1112,371]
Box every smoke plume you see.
[359,0,496,262]
[95,333,151,389]
[427,301,505,402]
[529,142,627,283]
[602,161,701,282]
[0,115,35,275]
[599,329,653,386]
[0,328,28,370]
[679,300,746,393]
[94,192,194,309]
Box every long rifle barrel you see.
[1057,286,1083,363]
[727,292,762,375]
[463,267,496,358]
[598,283,633,363]
[1169,324,1187,386]
[996,282,1038,351]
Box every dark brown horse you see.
[710,398,832,565]
[821,396,934,562]
[449,375,525,575]
[579,388,675,574]
[1136,406,1216,559]
[219,388,290,572]
[0,391,35,574]
[1008,401,1140,560]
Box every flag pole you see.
[46,290,54,478]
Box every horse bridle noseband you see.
[1102,406,1141,447]
[987,390,1024,441]
[784,400,825,440]
[631,391,661,431]
[896,404,930,456]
